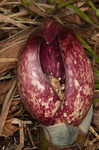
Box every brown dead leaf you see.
[73,14,83,25]
[48,145,55,150]
[0,80,16,135]
[0,79,15,106]
[0,27,36,74]
[1,121,18,137]
[21,0,46,17]
[0,95,5,108]
[0,79,14,96]
[93,102,99,130]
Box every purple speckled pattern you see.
[17,37,61,125]
[17,19,94,126]
[43,19,61,44]
[40,39,65,82]
[53,30,94,124]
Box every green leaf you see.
[39,128,49,150]
[58,1,93,24]
[93,98,99,102]
[95,83,99,89]
[75,33,99,63]
[21,0,30,7]
[58,0,79,8]
[95,80,99,89]
[87,0,99,17]
[34,0,38,2]
[67,4,93,24]
[49,0,54,4]
[88,0,97,12]
[96,9,99,17]
[95,80,99,84]
[94,68,99,76]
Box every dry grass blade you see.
[0,14,27,29]
[0,2,21,6]
[9,9,28,18]
[26,127,36,147]
[89,126,99,138]
[0,58,18,63]
[0,80,16,135]
[21,0,46,16]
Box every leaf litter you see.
[0,0,99,150]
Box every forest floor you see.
[0,0,99,150]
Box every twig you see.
[0,27,17,30]
[37,3,55,9]
[15,123,24,150]
[0,13,27,29]
[0,2,21,6]
[0,80,16,135]
[0,58,18,63]
[9,9,28,18]
[89,126,99,138]
[26,127,36,147]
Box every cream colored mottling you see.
[67,119,71,124]
[51,101,61,116]
[32,71,38,78]
[45,112,50,118]
[31,79,45,92]
[41,102,49,109]
[68,93,84,120]
[69,109,79,119]
[83,84,91,96]
[74,94,84,111]
[79,86,82,91]
[43,100,61,118]
[79,110,84,116]
[31,93,37,101]
[76,92,80,99]
[68,70,73,76]
[45,103,49,109]
[41,102,46,106]
[63,113,67,117]
[74,80,79,88]
[87,59,91,65]
[72,110,79,118]
[74,98,81,109]
[48,97,53,102]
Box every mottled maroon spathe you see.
[17,19,94,126]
